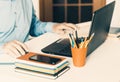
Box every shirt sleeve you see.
[29,8,56,37]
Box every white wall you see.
[107,0,120,27]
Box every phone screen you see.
[29,54,61,65]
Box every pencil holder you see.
[71,47,87,67]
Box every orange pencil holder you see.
[71,47,87,67]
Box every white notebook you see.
[109,27,120,38]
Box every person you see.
[0,0,77,58]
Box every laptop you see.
[41,1,115,57]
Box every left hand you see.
[53,23,77,35]
[3,40,29,58]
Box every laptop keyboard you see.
[59,46,71,56]
[41,38,72,57]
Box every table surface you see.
[0,22,120,82]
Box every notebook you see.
[41,1,115,57]
[109,27,120,38]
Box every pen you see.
[75,30,79,48]
[69,33,77,48]
[69,33,75,48]
[71,33,78,48]
[69,33,73,47]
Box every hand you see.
[3,40,29,58]
[53,23,77,35]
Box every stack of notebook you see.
[15,52,70,79]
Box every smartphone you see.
[29,54,61,65]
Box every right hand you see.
[53,23,77,35]
[3,40,29,58]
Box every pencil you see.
[85,33,95,48]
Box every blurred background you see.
[32,0,120,27]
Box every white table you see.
[0,22,120,82]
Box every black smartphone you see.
[29,54,61,65]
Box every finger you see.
[60,25,73,30]
[57,26,74,34]
[53,23,75,35]
[5,48,17,58]
[63,23,77,30]
[3,44,21,58]
[57,30,65,35]
[10,42,26,55]
[14,40,29,53]
[54,23,72,30]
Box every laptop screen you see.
[41,1,115,57]
[87,1,115,55]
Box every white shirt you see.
[0,0,55,54]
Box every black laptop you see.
[41,1,115,57]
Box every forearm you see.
[29,18,56,36]
[29,8,57,36]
